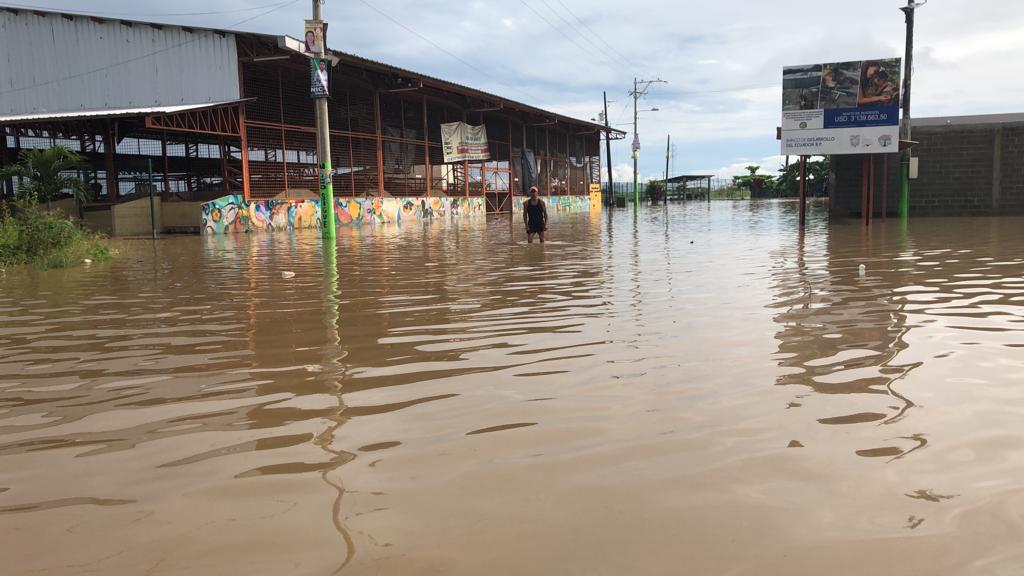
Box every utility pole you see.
[630,77,667,207]
[899,0,923,221]
[313,0,335,239]
[663,134,670,205]
[632,78,639,207]
[603,91,614,207]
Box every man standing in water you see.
[523,186,548,243]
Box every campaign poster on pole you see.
[440,122,490,163]
[781,58,901,155]
[303,20,325,55]
[310,57,329,98]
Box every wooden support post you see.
[869,154,876,226]
[161,132,170,201]
[798,155,806,227]
[882,155,888,222]
[219,137,230,194]
[861,155,869,227]
[374,90,385,197]
[423,96,431,197]
[545,128,551,196]
[238,104,251,200]
[104,121,117,202]
[0,127,10,197]
[277,69,289,197]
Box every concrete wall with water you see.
[831,113,1024,217]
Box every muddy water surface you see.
[2,201,1024,575]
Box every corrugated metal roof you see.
[276,36,622,135]
[0,100,246,124]
[0,9,239,116]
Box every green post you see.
[319,159,335,239]
[147,159,156,239]
[899,162,909,219]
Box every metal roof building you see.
[0,5,621,216]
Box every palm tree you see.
[0,146,90,210]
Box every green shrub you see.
[0,203,110,269]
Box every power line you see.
[552,0,637,71]
[353,0,536,103]
[0,1,294,17]
[0,0,300,97]
[517,0,616,70]
[535,0,630,71]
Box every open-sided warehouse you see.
[0,6,618,233]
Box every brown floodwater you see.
[2,200,1024,575]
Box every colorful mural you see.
[201,195,488,234]
[511,195,591,213]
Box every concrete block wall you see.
[111,197,162,236]
[831,121,1024,217]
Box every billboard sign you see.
[781,58,901,155]
[440,122,490,163]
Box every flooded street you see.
[2,200,1024,575]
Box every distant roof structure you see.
[664,175,714,184]
[912,113,1024,128]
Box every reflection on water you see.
[2,202,1024,575]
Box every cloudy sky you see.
[26,0,1024,181]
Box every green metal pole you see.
[899,163,910,219]
[147,158,156,239]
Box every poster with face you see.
[310,57,330,98]
[303,20,325,55]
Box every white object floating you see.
[82,258,92,265]
[858,264,866,276]
[281,271,296,279]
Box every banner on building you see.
[310,57,330,98]
[303,20,325,55]
[781,58,901,155]
[440,122,490,163]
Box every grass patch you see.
[0,202,110,269]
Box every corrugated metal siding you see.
[0,11,239,116]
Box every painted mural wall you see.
[201,195,488,234]
[203,194,595,234]
[511,195,592,213]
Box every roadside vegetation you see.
[0,146,110,269]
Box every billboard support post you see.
[882,155,888,221]
[869,154,876,225]
[861,156,869,227]
[798,155,806,228]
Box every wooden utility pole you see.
[899,0,921,220]
[603,91,613,206]
[663,134,670,205]
[312,0,335,239]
